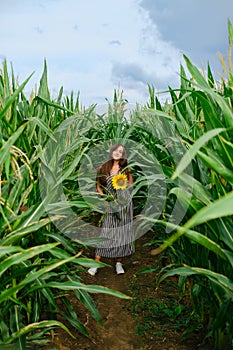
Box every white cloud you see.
[2,0,224,107]
[140,0,233,74]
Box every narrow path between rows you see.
[48,232,206,350]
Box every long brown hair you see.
[97,144,129,187]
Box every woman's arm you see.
[128,172,133,185]
[127,167,133,185]
[96,177,104,196]
[97,184,104,196]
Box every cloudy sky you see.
[0,0,232,106]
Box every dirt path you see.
[68,243,146,350]
[83,265,143,350]
[47,233,207,350]
[49,236,147,350]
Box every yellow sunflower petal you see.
[112,173,128,190]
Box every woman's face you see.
[112,146,124,161]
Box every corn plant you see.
[1,17,233,350]
[0,60,131,349]
[138,19,233,350]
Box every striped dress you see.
[95,171,135,258]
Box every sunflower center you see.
[117,179,125,186]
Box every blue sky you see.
[0,0,232,107]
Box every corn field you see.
[0,19,233,350]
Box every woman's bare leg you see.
[116,257,122,263]
[115,257,124,274]
[87,255,101,276]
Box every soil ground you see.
[43,231,211,350]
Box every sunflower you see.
[112,173,128,190]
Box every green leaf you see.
[0,246,23,257]
[185,190,233,229]
[0,243,58,277]
[27,117,57,142]
[71,257,108,268]
[38,59,50,100]
[2,320,74,344]
[60,296,89,337]
[172,128,225,180]
[146,218,230,262]
[159,265,233,298]
[183,55,210,90]
[0,254,80,303]
[35,95,73,114]
[1,218,52,246]
[197,149,233,185]
[42,281,131,299]
[184,230,231,263]
[74,288,102,325]
[0,122,30,166]
[0,72,34,121]
[228,18,233,46]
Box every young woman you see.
[88,144,134,275]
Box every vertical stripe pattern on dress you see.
[95,171,134,258]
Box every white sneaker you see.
[87,267,98,276]
[116,262,125,274]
